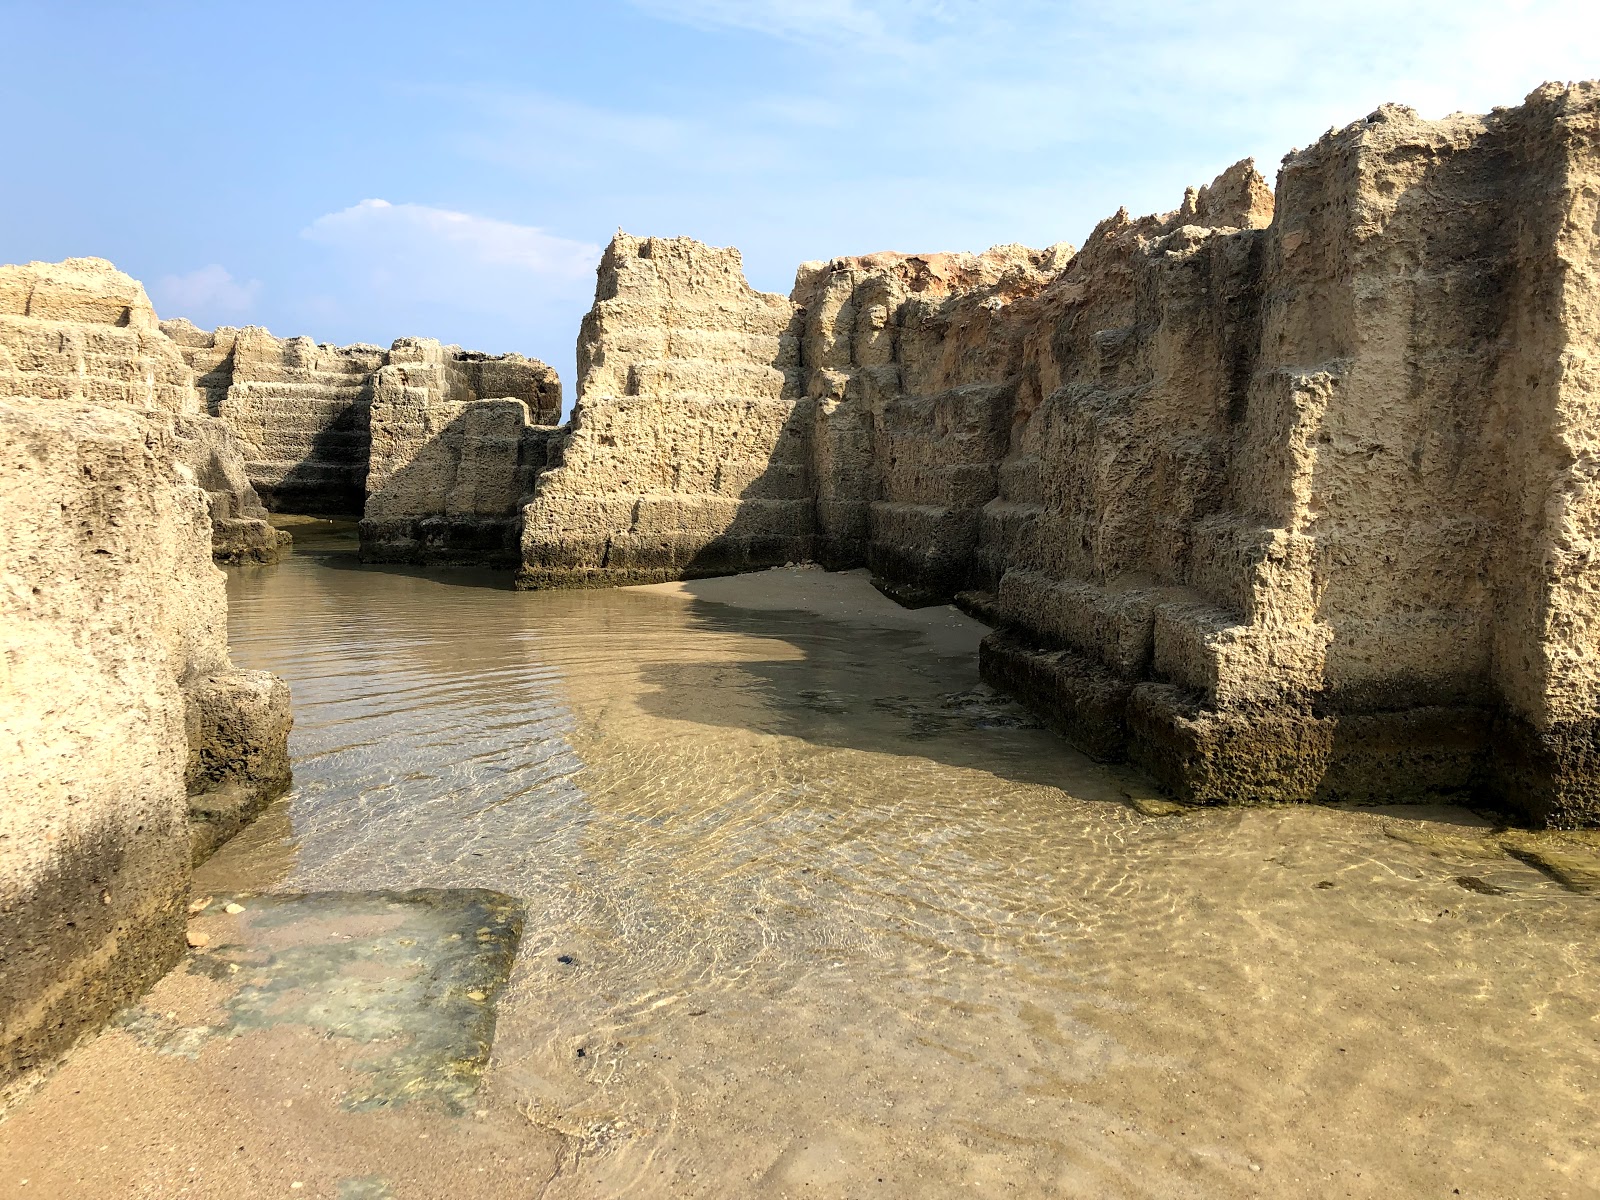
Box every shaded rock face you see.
[517,83,1600,827]
[362,339,562,567]
[162,319,561,564]
[0,259,292,1090]
[161,320,388,515]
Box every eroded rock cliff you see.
[164,320,562,564]
[0,259,291,1090]
[515,83,1600,827]
[0,261,287,564]
[519,235,810,586]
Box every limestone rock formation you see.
[792,241,1073,599]
[513,83,1600,827]
[164,320,562,564]
[0,259,292,1090]
[161,319,389,515]
[0,263,288,567]
[519,235,810,586]
[172,415,292,563]
[363,339,561,566]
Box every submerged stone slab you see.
[0,887,563,1196]
[124,888,525,1113]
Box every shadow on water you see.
[267,514,521,594]
[628,593,1130,800]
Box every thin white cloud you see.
[628,0,952,56]
[603,0,1600,255]
[152,264,261,321]
[295,200,603,370]
[454,90,787,180]
[630,0,1600,130]
[303,200,599,285]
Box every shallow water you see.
[199,526,1600,1198]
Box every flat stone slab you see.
[145,888,524,1113]
[0,889,564,1199]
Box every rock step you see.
[626,358,796,400]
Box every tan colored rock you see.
[0,261,285,565]
[164,319,562,563]
[362,339,561,566]
[518,234,810,587]
[791,241,1071,598]
[162,321,388,516]
[0,261,292,1092]
[513,83,1600,827]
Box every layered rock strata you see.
[163,320,561,563]
[519,235,810,586]
[0,267,286,565]
[362,340,562,566]
[0,259,292,1090]
[517,83,1600,827]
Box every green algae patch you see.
[122,888,524,1113]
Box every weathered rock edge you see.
[0,259,292,1094]
[517,82,1600,828]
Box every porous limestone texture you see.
[0,259,292,1092]
[163,319,561,563]
[362,339,562,566]
[0,263,285,564]
[162,319,388,515]
[519,235,809,586]
[516,83,1600,827]
[791,242,1074,600]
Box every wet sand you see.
[3,536,1598,1197]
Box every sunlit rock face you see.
[519,234,813,587]
[0,260,286,564]
[516,83,1600,827]
[0,258,292,1089]
[163,319,562,564]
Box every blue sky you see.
[3,1,1596,402]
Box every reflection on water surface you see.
[200,527,1600,1198]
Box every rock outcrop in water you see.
[517,83,1600,828]
[0,258,292,1090]
[163,320,562,564]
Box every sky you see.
[2,0,1596,405]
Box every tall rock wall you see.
[0,259,292,1090]
[514,83,1600,827]
[792,243,1072,599]
[519,235,811,587]
[362,339,561,565]
[162,320,388,516]
[164,320,562,563]
[0,262,285,564]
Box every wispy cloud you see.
[454,90,786,181]
[597,0,1600,265]
[630,0,1600,134]
[295,199,602,365]
[152,264,260,322]
[303,200,599,285]
[627,0,958,56]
